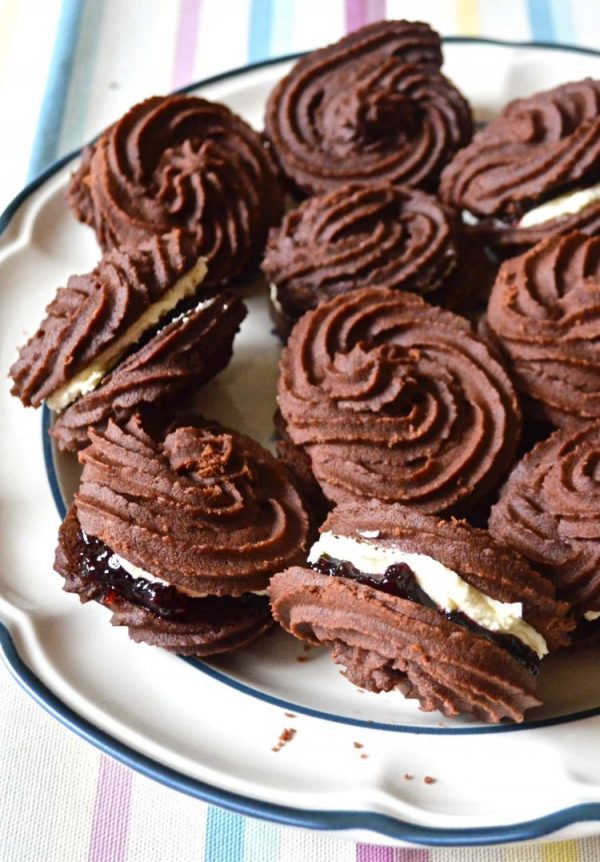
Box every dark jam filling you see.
[77,529,268,623]
[311,555,540,676]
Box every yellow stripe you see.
[0,0,21,84]
[456,0,481,35]
[543,840,580,862]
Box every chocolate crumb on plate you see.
[272,727,297,752]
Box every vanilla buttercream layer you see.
[47,256,208,412]
[518,182,600,228]
[113,554,268,598]
[308,531,547,658]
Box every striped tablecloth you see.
[2,1,600,860]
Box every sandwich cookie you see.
[440,79,600,252]
[55,416,310,655]
[270,501,573,722]
[262,183,471,335]
[489,423,600,646]
[486,231,600,429]
[10,232,245,450]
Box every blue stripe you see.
[270,0,295,57]
[526,0,556,42]
[248,0,274,63]
[204,806,246,862]
[27,0,86,179]
[57,0,106,156]
[549,0,575,44]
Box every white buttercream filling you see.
[584,610,600,622]
[113,554,268,598]
[461,210,479,226]
[308,532,547,659]
[518,182,600,228]
[269,282,285,317]
[46,256,208,412]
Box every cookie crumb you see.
[302,644,312,652]
[284,712,297,718]
[424,776,436,785]
[353,742,363,749]
[360,753,369,759]
[403,773,414,781]
[272,727,297,752]
[296,656,308,662]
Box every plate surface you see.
[3,41,600,847]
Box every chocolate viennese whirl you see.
[9,231,247,452]
[270,501,572,723]
[55,416,310,655]
[440,78,600,251]
[69,95,283,288]
[489,423,600,636]
[10,231,208,411]
[262,183,462,328]
[50,291,246,451]
[277,287,521,515]
[264,20,472,196]
[486,232,600,428]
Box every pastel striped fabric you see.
[2,1,600,860]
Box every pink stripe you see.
[356,846,395,862]
[88,755,133,862]
[172,0,202,90]
[356,846,432,861]
[345,0,386,33]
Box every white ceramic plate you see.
[3,40,600,848]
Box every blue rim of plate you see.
[4,38,600,845]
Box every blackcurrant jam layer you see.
[77,528,269,623]
[311,554,540,676]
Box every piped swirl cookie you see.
[270,501,572,723]
[264,21,472,196]
[440,78,600,251]
[68,94,283,288]
[262,183,462,329]
[50,291,246,451]
[277,286,521,515]
[486,232,600,428]
[489,423,600,640]
[55,416,310,655]
[9,232,246,450]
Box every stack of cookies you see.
[10,19,600,724]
